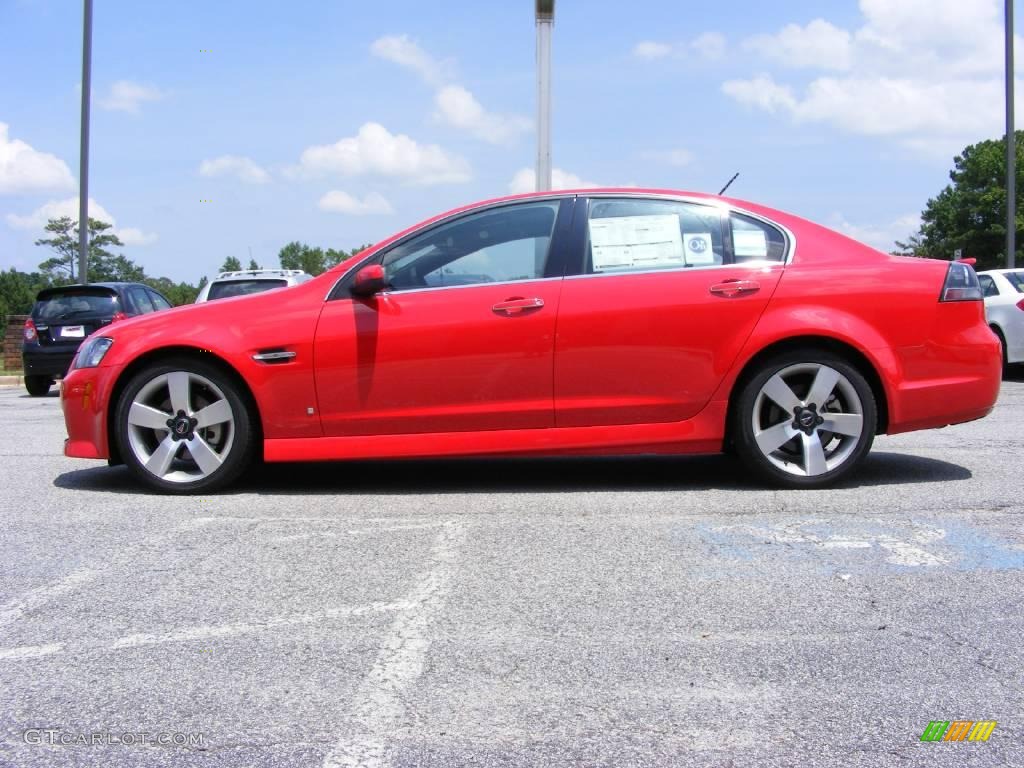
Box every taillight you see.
[1017,298,1024,312]
[939,261,983,302]
[23,318,38,342]
[111,311,127,322]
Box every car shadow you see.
[53,451,970,496]
[1003,364,1024,382]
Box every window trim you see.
[326,196,576,301]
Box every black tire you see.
[731,348,877,489]
[991,325,1009,374]
[24,375,52,397]
[114,357,256,494]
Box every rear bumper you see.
[23,344,78,378]
[61,364,119,460]
[886,321,1002,434]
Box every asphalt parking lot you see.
[1,377,1023,768]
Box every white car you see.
[978,269,1024,366]
[195,269,313,302]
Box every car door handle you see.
[492,297,544,316]
[709,280,760,298]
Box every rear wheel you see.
[732,349,876,489]
[24,375,52,397]
[114,358,256,493]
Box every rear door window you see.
[148,290,173,310]
[729,213,788,263]
[1004,271,1024,293]
[128,286,155,314]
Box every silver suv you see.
[195,269,312,302]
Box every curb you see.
[0,375,24,387]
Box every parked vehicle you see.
[977,269,1024,368]
[60,190,1001,493]
[23,282,172,397]
[195,269,312,302]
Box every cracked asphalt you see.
[1,375,1023,768]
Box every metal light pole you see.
[535,0,554,192]
[1008,0,1017,269]
[78,0,93,284]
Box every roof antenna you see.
[718,172,739,196]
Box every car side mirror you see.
[351,264,389,297]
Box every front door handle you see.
[492,297,545,316]
[709,280,760,298]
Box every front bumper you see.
[61,364,120,460]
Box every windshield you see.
[33,290,119,322]
[207,279,288,301]
[1004,271,1024,293]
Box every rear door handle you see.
[709,280,760,298]
[492,297,544,316]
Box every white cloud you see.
[297,122,471,185]
[745,20,853,71]
[6,196,157,245]
[508,167,602,195]
[0,123,75,195]
[829,212,920,253]
[98,80,163,114]
[318,190,394,216]
[632,33,726,62]
[434,85,531,145]
[724,0,1016,152]
[646,149,694,167]
[370,34,452,87]
[633,41,673,59]
[199,155,270,184]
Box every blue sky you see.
[0,0,1017,282]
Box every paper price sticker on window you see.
[734,229,769,259]
[684,233,715,265]
[589,214,684,271]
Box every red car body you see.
[61,189,1000,480]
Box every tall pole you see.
[79,0,93,284]
[1008,0,1017,269]
[535,0,554,192]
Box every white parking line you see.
[0,568,102,627]
[322,520,467,768]
[0,643,63,660]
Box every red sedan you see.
[61,190,1001,493]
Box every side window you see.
[585,198,725,274]
[148,290,173,310]
[978,274,999,298]
[128,286,155,314]
[729,213,787,263]
[382,201,561,291]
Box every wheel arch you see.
[724,335,890,444]
[106,345,263,465]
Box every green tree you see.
[247,258,260,271]
[900,132,1024,270]
[35,217,143,282]
[146,275,207,306]
[278,241,327,275]
[220,256,242,272]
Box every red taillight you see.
[23,318,37,342]
[111,311,127,322]
[1017,298,1024,312]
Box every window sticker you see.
[683,233,715,265]
[734,229,769,258]
[589,214,684,271]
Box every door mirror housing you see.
[351,264,389,297]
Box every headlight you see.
[74,336,114,369]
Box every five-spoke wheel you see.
[115,358,255,493]
[733,350,876,488]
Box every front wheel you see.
[732,350,877,489]
[114,358,256,493]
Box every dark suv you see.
[22,283,173,396]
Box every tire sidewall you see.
[115,358,254,493]
[733,351,877,489]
